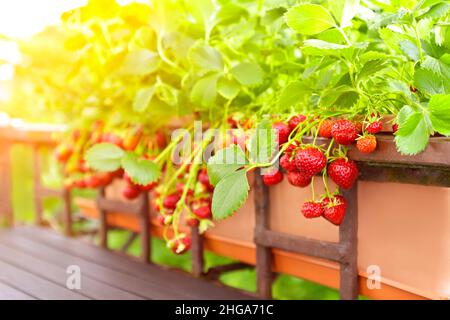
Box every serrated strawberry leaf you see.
[394,112,432,155]
[85,143,125,172]
[428,94,450,136]
[231,62,264,86]
[248,119,277,164]
[207,145,247,186]
[121,152,161,185]
[286,4,336,35]
[211,169,249,220]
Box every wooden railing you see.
[0,123,72,233]
[1,123,449,300]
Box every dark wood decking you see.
[0,226,255,300]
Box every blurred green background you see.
[11,144,344,300]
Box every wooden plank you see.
[255,229,347,263]
[254,170,273,299]
[0,281,35,300]
[9,227,255,300]
[0,242,143,300]
[303,135,450,168]
[0,259,87,300]
[0,233,189,300]
[358,163,450,187]
[96,196,142,216]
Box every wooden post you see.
[254,169,273,299]
[97,188,108,249]
[0,141,13,226]
[139,191,151,263]
[31,145,44,226]
[62,187,72,236]
[339,183,359,300]
[191,225,204,277]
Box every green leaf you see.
[419,2,450,20]
[248,119,277,163]
[188,43,224,72]
[414,67,446,95]
[277,80,308,108]
[120,49,160,76]
[286,4,336,35]
[217,76,240,100]
[395,112,431,155]
[190,73,220,108]
[422,56,450,79]
[319,85,357,107]
[399,40,420,61]
[428,94,450,135]
[85,143,125,172]
[329,0,360,28]
[207,145,247,186]
[357,59,389,81]
[121,152,161,185]
[231,62,264,86]
[397,105,415,127]
[302,39,350,57]
[133,86,156,113]
[212,169,249,220]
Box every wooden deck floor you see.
[0,226,255,300]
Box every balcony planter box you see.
[76,136,450,300]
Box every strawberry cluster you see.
[56,121,167,191]
[151,166,214,255]
[261,115,362,226]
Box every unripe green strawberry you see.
[327,158,359,189]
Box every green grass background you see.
[10,145,343,300]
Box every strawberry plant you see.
[13,0,450,253]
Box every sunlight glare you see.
[0,0,88,38]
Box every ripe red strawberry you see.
[301,201,324,219]
[392,123,398,133]
[294,147,326,177]
[122,184,141,200]
[285,140,299,154]
[55,144,73,163]
[139,181,157,191]
[192,205,212,219]
[85,175,102,189]
[198,169,214,191]
[288,114,306,131]
[163,193,181,210]
[123,125,143,151]
[186,217,199,227]
[272,122,291,145]
[158,214,172,226]
[327,158,358,189]
[287,170,312,187]
[318,119,334,138]
[331,120,358,145]
[262,170,284,186]
[74,179,87,189]
[171,237,191,254]
[365,121,383,134]
[356,135,377,153]
[123,172,136,186]
[322,195,347,225]
[280,154,296,172]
